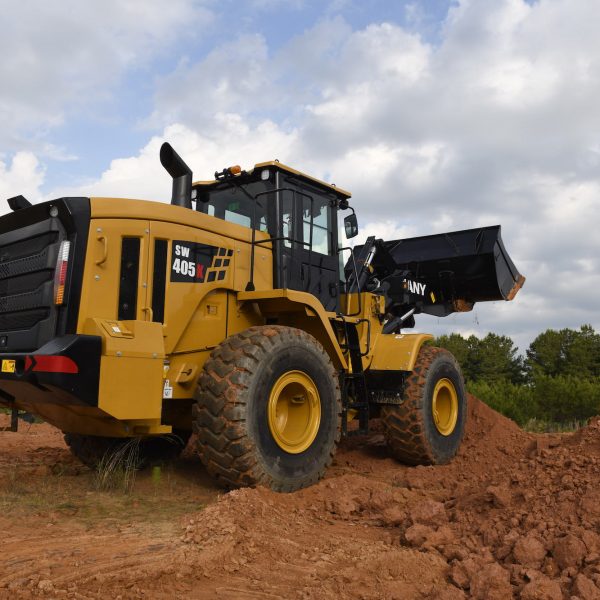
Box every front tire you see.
[381,346,466,465]
[193,326,341,492]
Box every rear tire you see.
[64,430,190,470]
[193,325,341,492]
[381,346,466,465]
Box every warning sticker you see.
[163,379,173,399]
[170,241,232,283]
[1,360,15,373]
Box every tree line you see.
[432,325,600,427]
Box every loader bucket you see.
[362,225,525,318]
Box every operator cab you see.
[192,162,353,312]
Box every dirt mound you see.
[178,396,600,598]
[443,411,600,598]
[2,396,600,599]
[564,415,600,451]
[179,477,460,599]
[463,392,529,451]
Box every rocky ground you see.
[1,395,600,599]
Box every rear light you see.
[53,240,70,305]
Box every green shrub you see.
[532,375,600,423]
[467,380,536,426]
[468,375,600,426]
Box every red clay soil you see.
[2,396,600,599]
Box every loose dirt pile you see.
[2,397,600,599]
[176,397,600,599]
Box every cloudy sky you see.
[1,0,598,352]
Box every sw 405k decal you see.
[170,241,232,283]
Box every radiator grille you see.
[0,218,63,350]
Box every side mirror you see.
[344,213,358,239]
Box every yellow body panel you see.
[82,318,165,358]
[238,289,347,369]
[98,355,164,422]
[90,197,272,246]
[77,218,149,330]
[82,318,167,425]
[369,333,433,372]
[147,220,233,355]
[340,292,386,371]
[53,197,426,436]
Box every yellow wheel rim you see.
[432,378,458,436]
[268,370,321,454]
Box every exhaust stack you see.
[160,142,192,209]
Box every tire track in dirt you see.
[0,524,179,597]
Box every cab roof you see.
[192,160,352,199]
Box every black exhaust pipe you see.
[160,142,192,209]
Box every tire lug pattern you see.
[381,346,466,466]
[193,325,341,492]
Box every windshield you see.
[195,176,335,257]
[196,181,271,232]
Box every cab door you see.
[277,190,339,312]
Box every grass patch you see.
[521,418,586,433]
[0,458,216,526]
[94,438,142,493]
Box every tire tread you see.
[381,346,465,465]
[193,325,341,492]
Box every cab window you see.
[197,181,270,232]
[303,196,330,255]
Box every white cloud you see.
[0,153,45,211]
[49,118,298,202]
[0,1,212,148]
[353,220,418,246]
[149,34,273,131]
[5,0,599,350]
[480,58,560,108]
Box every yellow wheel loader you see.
[0,144,524,491]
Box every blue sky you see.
[1,0,599,351]
[33,0,455,189]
